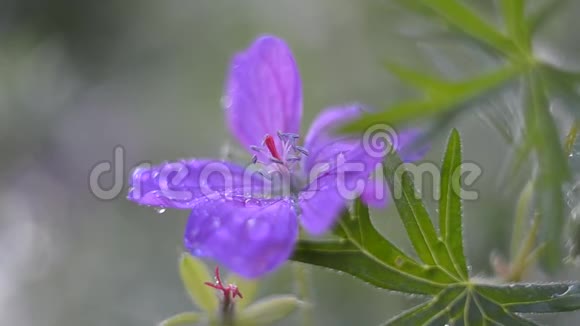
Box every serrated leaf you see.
[471,292,539,325]
[384,287,467,325]
[384,152,463,280]
[386,282,580,325]
[524,72,569,271]
[476,283,580,313]
[341,65,521,133]
[292,226,447,295]
[292,199,460,294]
[439,129,469,279]
[292,130,580,324]
[237,295,302,326]
[159,312,203,326]
[339,199,434,276]
[179,253,218,313]
[420,0,516,54]
[395,0,517,55]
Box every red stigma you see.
[264,134,282,161]
[204,266,243,300]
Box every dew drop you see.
[246,218,270,240]
[244,198,261,207]
[155,207,166,214]
[221,95,233,109]
[211,216,221,228]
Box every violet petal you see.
[299,144,380,235]
[184,196,298,278]
[397,128,431,162]
[127,159,270,209]
[224,35,302,156]
[302,105,362,174]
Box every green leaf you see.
[475,283,580,313]
[501,0,529,50]
[528,0,570,34]
[159,312,203,326]
[384,61,453,96]
[541,65,580,120]
[339,199,432,276]
[524,72,569,271]
[179,253,218,313]
[341,65,521,133]
[386,282,580,325]
[384,287,467,325]
[384,152,463,280]
[420,0,516,54]
[292,199,459,294]
[292,130,580,324]
[395,0,517,55]
[292,225,448,295]
[237,295,303,326]
[439,129,469,279]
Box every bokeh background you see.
[1,0,580,325]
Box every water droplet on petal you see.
[155,207,166,214]
[221,95,233,109]
[244,198,261,207]
[247,218,270,240]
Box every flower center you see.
[264,134,282,161]
[250,131,309,195]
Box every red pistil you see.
[204,266,243,300]
[264,134,282,161]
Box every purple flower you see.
[128,35,427,278]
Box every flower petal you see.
[299,106,381,233]
[224,35,302,154]
[127,159,269,209]
[303,106,430,209]
[299,145,379,235]
[184,196,298,278]
[360,128,429,208]
[299,174,347,235]
[361,175,391,209]
[397,128,431,162]
[303,105,362,173]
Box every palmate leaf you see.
[342,0,574,273]
[293,200,452,295]
[291,130,580,325]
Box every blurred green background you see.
[1,0,579,325]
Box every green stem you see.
[510,181,534,260]
[507,214,541,282]
[292,263,313,326]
